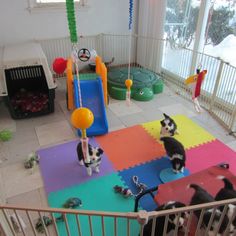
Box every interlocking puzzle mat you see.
[37,114,236,236]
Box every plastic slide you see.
[73,77,108,136]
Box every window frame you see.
[27,0,88,12]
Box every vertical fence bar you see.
[127,218,130,236]
[195,209,205,234]
[63,213,71,236]
[13,210,26,236]
[151,217,157,236]
[114,216,117,236]
[101,216,105,236]
[184,211,193,236]
[76,214,82,236]
[2,209,17,236]
[210,60,224,112]
[26,210,37,236]
[50,213,59,236]
[88,215,93,236]
[38,212,50,236]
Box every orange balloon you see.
[71,107,94,129]
[125,79,133,89]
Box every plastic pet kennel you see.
[0,42,57,119]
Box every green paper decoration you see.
[66,0,78,43]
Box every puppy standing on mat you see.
[160,136,186,174]
[76,142,104,176]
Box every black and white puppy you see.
[189,184,229,235]
[143,201,187,236]
[160,137,186,173]
[76,142,104,176]
[215,176,236,234]
[160,113,178,137]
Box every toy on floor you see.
[77,142,103,176]
[35,216,52,233]
[24,152,39,172]
[63,197,82,208]
[0,129,12,142]
[113,176,147,198]
[10,213,26,233]
[35,215,64,233]
[185,66,207,113]
[160,113,178,137]
[113,185,133,198]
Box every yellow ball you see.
[125,79,133,89]
[71,107,94,129]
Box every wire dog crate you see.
[0,42,57,119]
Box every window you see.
[28,0,88,11]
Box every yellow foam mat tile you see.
[141,114,215,149]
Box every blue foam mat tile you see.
[118,157,169,211]
[119,157,190,211]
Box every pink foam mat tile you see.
[186,139,236,174]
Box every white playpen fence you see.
[37,34,236,135]
[1,197,236,236]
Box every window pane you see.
[162,0,200,78]
[204,0,236,66]
[37,0,80,3]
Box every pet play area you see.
[37,114,236,235]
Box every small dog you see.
[143,201,187,236]
[76,142,104,176]
[215,176,236,234]
[160,113,178,137]
[189,184,229,235]
[160,136,186,173]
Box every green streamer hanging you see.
[66,0,78,43]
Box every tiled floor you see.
[0,78,235,207]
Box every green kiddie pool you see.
[108,67,164,101]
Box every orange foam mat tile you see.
[95,125,165,171]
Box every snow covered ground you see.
[204,34,236,67]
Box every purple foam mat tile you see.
[37,138,115,194]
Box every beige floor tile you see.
[119,113,147,127]
[158,103,197,118]
[226,140,236,152]
[109,101,143,117]
[1,163,43,199]
[35,120,75,147]
[109,124,126,132]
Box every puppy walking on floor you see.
[160,136,186,173]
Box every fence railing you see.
[1,197,236,236]
[37,34,236,134]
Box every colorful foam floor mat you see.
[37,114,236,236]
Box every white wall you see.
[0,0,138,47]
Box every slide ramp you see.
[74,77,108,136]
